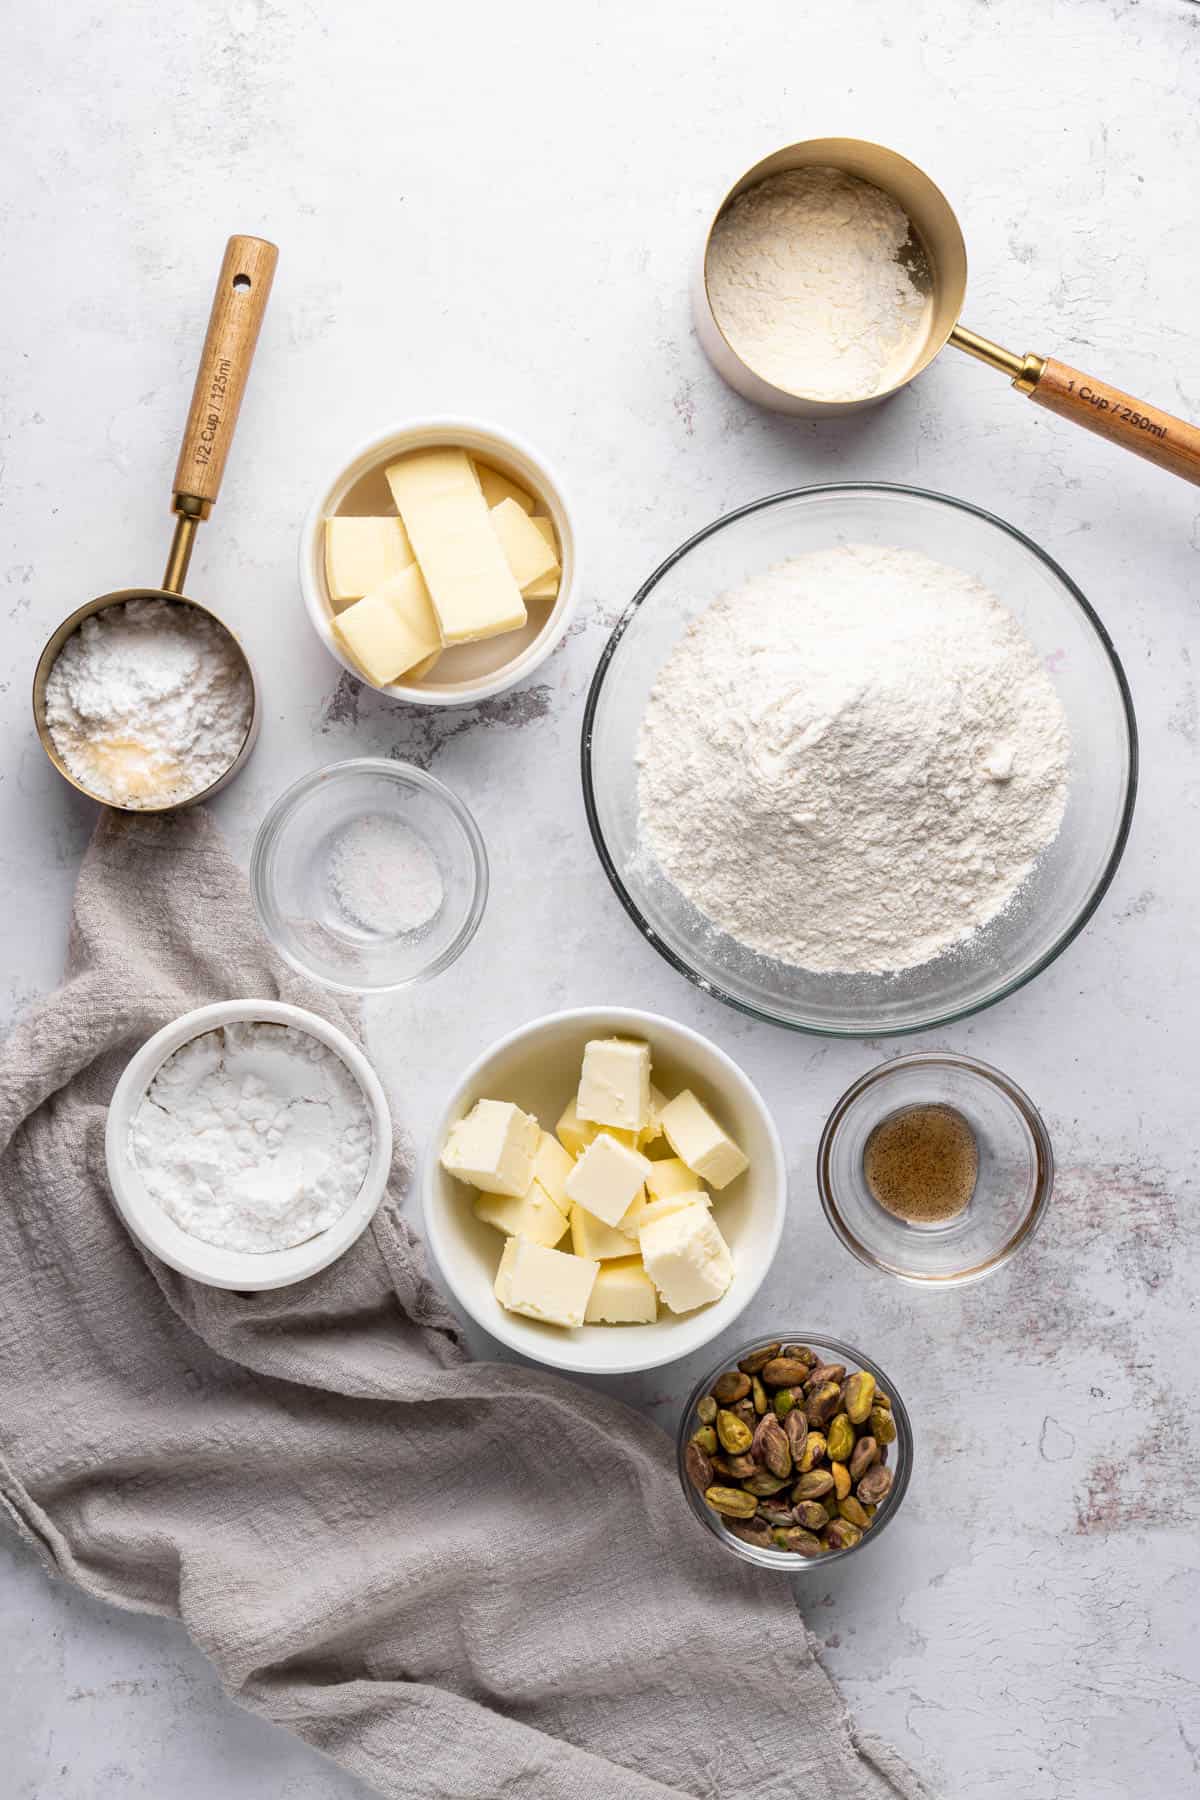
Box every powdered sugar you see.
[131,1020,371,1253]
[327,814,444,936]
[705,166,931,402]
[45,597,253,807]
[636,545,1071,975]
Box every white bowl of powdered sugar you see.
[106,999,392,1290]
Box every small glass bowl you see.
[678,1333,912,1569]
[251,758,488,994]
[817,1052,1053,1285]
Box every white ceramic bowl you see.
[105,999,393,1291]
[422,1007,787,1374]
[300,417,579,708]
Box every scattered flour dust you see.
[327,815,444,935]
[636,545,1071,975]
[131,1021,372,1253]
[45,597,253,807]
[704,166,931,402]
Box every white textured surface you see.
[3,1,1200,1796]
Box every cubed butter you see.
[564,1131,652,1228]
[441,1099,540,1197]
[474,462,535,514]
[333,564,443,685]
[386,449,527,645]
[474,1185,568,1248]
[658,1090,749,1190]
[570,1202,636,1261]
[494,1236,598,1328]
[489,498,559,593]
[324,515,414,605]
[617,1181,709,1240]
[639,1084,668,1147]
[585,1257,658,1325]
[645,1157,706,1202]
[555,1093,600,1158]
[531,1130,574,1214]
[638,1201,733,1315]
[577,1037,652,1131]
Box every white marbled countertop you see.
[5,1,1200,1796]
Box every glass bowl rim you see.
[815,1049,1054,1285]
[676,1329,913,1571]
[250,756,490,995]
[580,480,1139,1038]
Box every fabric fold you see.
[0,808,929,1800]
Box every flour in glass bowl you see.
[636,545,1071,976]
[130,1021,372,1253]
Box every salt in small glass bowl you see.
[816,1051,1053,1285]
[251,758,488,994]
[677,1332,912,1569]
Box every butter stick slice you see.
[333,563,443,685]
[475,462,536,514]
[489,497,559,593]
[386,450,527,645]
[324,515,415,606]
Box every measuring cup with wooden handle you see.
[34,233,279,810]
[697,139,1200,488]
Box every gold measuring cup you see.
[33,233,279,810]
[697,139,1200,486]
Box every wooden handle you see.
[1028,358,1200,486]
[172,234,278,512]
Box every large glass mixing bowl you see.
[582,485,1137,1037]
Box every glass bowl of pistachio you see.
[676,1333,912,1567]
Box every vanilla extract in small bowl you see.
[863,1104,978,1226]
[816,1053,1053,1285]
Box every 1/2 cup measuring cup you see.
[33,233,278,809]
[696,138,1200,486]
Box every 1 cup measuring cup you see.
[32,233,279,810]
[696,138,1200,486]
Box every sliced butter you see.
[489,497,559,593]
[324,515,414,606]
[474,462,536,514]
[386,449,527,645]
[333,563,443,685]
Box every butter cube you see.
[658,1090,749,1190]
[565,1131,652,1228]
[531,1130,574,1214]
[441,1099,539,1197]
[577,1037,652,1132]
[324,516,414,605]
[474,462,535,514]
[639,1202,733,1315]
[640,1085,668,1147]
[474,1185,568,1249]
[645,1157,706,1201]
[489,498,559,593]
[585,1257,658,1325]
[619,1184,709,1240]
[494,1236,598,1328]
[570,1202,636,1261]
[333,564,443,685]
[555,1094,600,1158]
[386,449,527,645]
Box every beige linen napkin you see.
[0,808,928,1800]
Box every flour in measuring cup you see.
[705,166,931,402]
[130,1021,371,1253]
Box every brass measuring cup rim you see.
[32,575,261,815]
[697,135,971,413]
